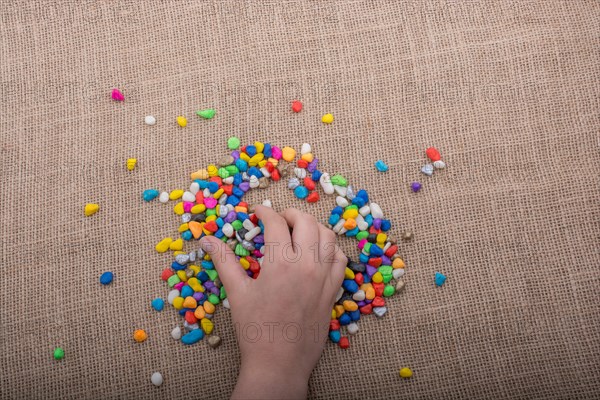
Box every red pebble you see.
[372,296,385,307]
[369,227,381,234]
[222,185,233,196]
[248,257,260,273]
[238,201,249,209]
[306,191,320,203]
[368,257,382,267]
[271,169,281,181]
[240,145,247,153]
[354,273,364,286]
[249,214,259,225]
[252,271,260,279]
[359,304,373,314]
[291,100,303,113]
[329,319,340,331]
[304,177,316,191]
[185,311,197,324]
[209,176,222,186]
[384,244,398,258]
[426,147,441,162]
[266,162,275,173]
[161,268,174,281]
[204,221,218,233]
[339,336,350,349]
[195,191,204,204]
[373,282,384,297]
[297,160,308,169]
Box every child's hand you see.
[200,206,347,399]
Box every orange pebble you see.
[182,296,197,309]
[133,329,147,343]
[188,221,203,239]
[392,258,405,269]
[203,301,216,314]
[343,218,357,230]
[194,306,206,320]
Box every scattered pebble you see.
[321,113,334,124]
[401,231,414,241]
[144,115,156,125]
[176,116,187,128]
[111,88,124,102]
[420,164,434,176]
[126,158,137,171]
[53,347,64,360]
[207,335,222,348]
[434,272,447,287]
[291,100,303,113]
[433,160,446,169]
[374,160,389,172]
[399,367,413,379]
[99,271,114,285]
[151,372,163,386]
[196,109,216,119]
[227,136,240,150]
[84,203,99,216]
[143,189,159,202]
[133,329,147,343]
[410,182,422,192]
[151,298,165,311]
[159,192,169,203]
[425,147,441,162]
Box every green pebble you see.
[218,168,230,179]
[363,242,372,254]
[344,205,358,211]
[231,220,243,230]
[196,109,216,119]
[167,274,181,287]
[330,175,347,187]
[208,294,220,305]
[225,165,239,175]
[53,347,64,360]
[206,269,218,281]
[356,231,369,240]
[382,273,393,284]
[383,285,395,297]
[379,266,393,275]
[220,286,227,300]
[206,209,216,217]
[227,136,240,149]
[235,244,250,256]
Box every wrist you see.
[233,358,309,399]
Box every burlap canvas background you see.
[1,0,598,398]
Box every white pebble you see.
[159,192,169,203]
[332,219,345,234]
[333,185,347,197]
[175,254,189,265]
[336,196,349,208]
[346,185,356,200]
[359,205,371,216]
[335,287,344,302]
[433,160,446,169]
[223,176,234,185]
[249,175,259,189]
[151,372,163,386]
[189,182,199,194]
[301,143,311,155]
[347,322,359,335]
[319,173,335,195]
[355,215,368,231]
[203,188,211,197]
[294,167,307,179]
[222,298,230,309]
[245,226,262,241]
[188,251,196,262]
[184,321,199,331]
[167,289,180,305]
[242,219,255,231]
[171,326,182,340]
[260,167,271,178]
[262,199,272,208]
[222,223,234,237]
[370,203,384,219]
[181,213,191,223]
[288,177,300,190]
[421,164,434,176]
[352,290,366,301]
[373,306,387,317]
[144,115,156,126]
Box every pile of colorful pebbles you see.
[144,141,407,349]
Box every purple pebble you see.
[366,265,377,277]
[356,300,366,307]
[193,292,204,302]
[411,182,422,192]
[381,255,391,265]
[204,281,214,290]
[365,299,373,304]
[210,287,220,295]
[307,158,319,173]
[246,270,253,277]
[231,150,240,161]
[239,182,250,192]
[253,234,265,244]
[225,211,237,223]
[373,218,382,230]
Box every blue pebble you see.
[99,271,113,285]
[351,196,366,208]
[359,253,370,263]
[232,187,245,198]
[171,261,186,271]
[214,230,224,239]
[363,273,371,284]
[357,189,369,202]
[345,227,359,237]
[364,214,373,227]
[246,145,257,157]
[380,219,392,231]
[312,170,322,182]
[142,189,159,202]
[349,310,361,321]
[342,279,359,293]
[247,167,262,178]
[151,298,164,311]
[329,330,341,343]
[233,173,243,185]
[294,186,309,199]
[339,313,351,325]
[328,214,340,225]
[197,271,209,283]
[263,143,272,157]
[331,206,344,215]
[197,180,209,189]
[237,212,249,221]
[207,181,219,193]
[201,260,214,270]
[435,272,447,287]
[235,159,248,172]
[181,230,192,241]
[181,285,194,298]
[375,160,389,172]
[227,195,241,206]
[370,245,384,256]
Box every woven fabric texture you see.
[1,0,599,399]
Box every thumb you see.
[199,236,249,298]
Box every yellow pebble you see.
[334,305,345,318]
[169,190,184,200]
[155,238,173,253]
[343,300,358,312]
[201,318,214,335]
[133,329,147,343]
[84,203,100,216]
[178,223,189,233]
[173,202,184,215]
[213,188,224,199]
[205,215,217,222]
[239,258,250,270]
[203,301,215,314]
[258,160,267,168]
[182,296,197,309]
[399,367,413,379]
[254,141,265,153]
[239,153,250,162]
[281,146,296,162]
[207,165,218,177]
[342,209,359,220]
[190,204,206,214]
[249,153,265,166]
[376,233,387,245]
[190,169,209,180]
[392,258,405,269]
[194,306,206,320]
[301,153,314,162]
[176,270,188,282]
[365,286,376,300]
[170,238,183,251]
[176,116,187,127]
[331,309,337,319]
[173,251,186,256]
[189,265,200,275]
[268,158,279,167]
[187,277,203,292]
[322,113,334,124]
[372,272,383,283]
[172,297,184,310]
[344,267,355,280]
[126,158,137,171]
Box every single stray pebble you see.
[227,136,240,150]
[410,182,422,192]
[151,298,164,311]
[208,335,222,348]
[375,160,389,172]
[99,271,113,285]
[196,109,216,119]
[321,113,334,124]
[401,231,414,241]
[144,115,156,125]
[291,100,303,113]
[53,347,65,360]
[171,326,182,340]
[133,329,148,343]
[176,116,187,128]
[151,372,163,386]
[159,192,169,203]
[421,164,434,176]
[399,367,413,379]
[347,323,359,335]
[395,280,406,293]
[126,158,137,171]
[84,203,100,216]
[435,272,447,287]
[111,88,124,102]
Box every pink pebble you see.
[271,146,282,160]
[174,282,185,291]
[253,250,263,258]
[183,201,194,213]
[204,197,217,209]
[358,239,367,250]
[111,88,124,101]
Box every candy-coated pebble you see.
[151,372,163,386]
[433,160,446,169]
[53,347,65,360]
[322,113,334,124]
[375,160,389,172]
[133,329,147,343]
[181,329,204,344]
[426,147,441,161]
[143,189,159,202]
[176,116,187,127]
[227,137,240,150]
[281,147,296,162]
[400,367,413,378]
[99,271,113,285]
[155,237,173,253]
[169,190,184,200]
[151,298,165,311]
[435,272,447,287]
[411,182,422,192]
[126,158,137,171]
[291,100,303,113]
[421,164,434,176]
[144,115,156,125]
[84,203,99,216]
[196,109,216,119]
[111,88,124,101]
